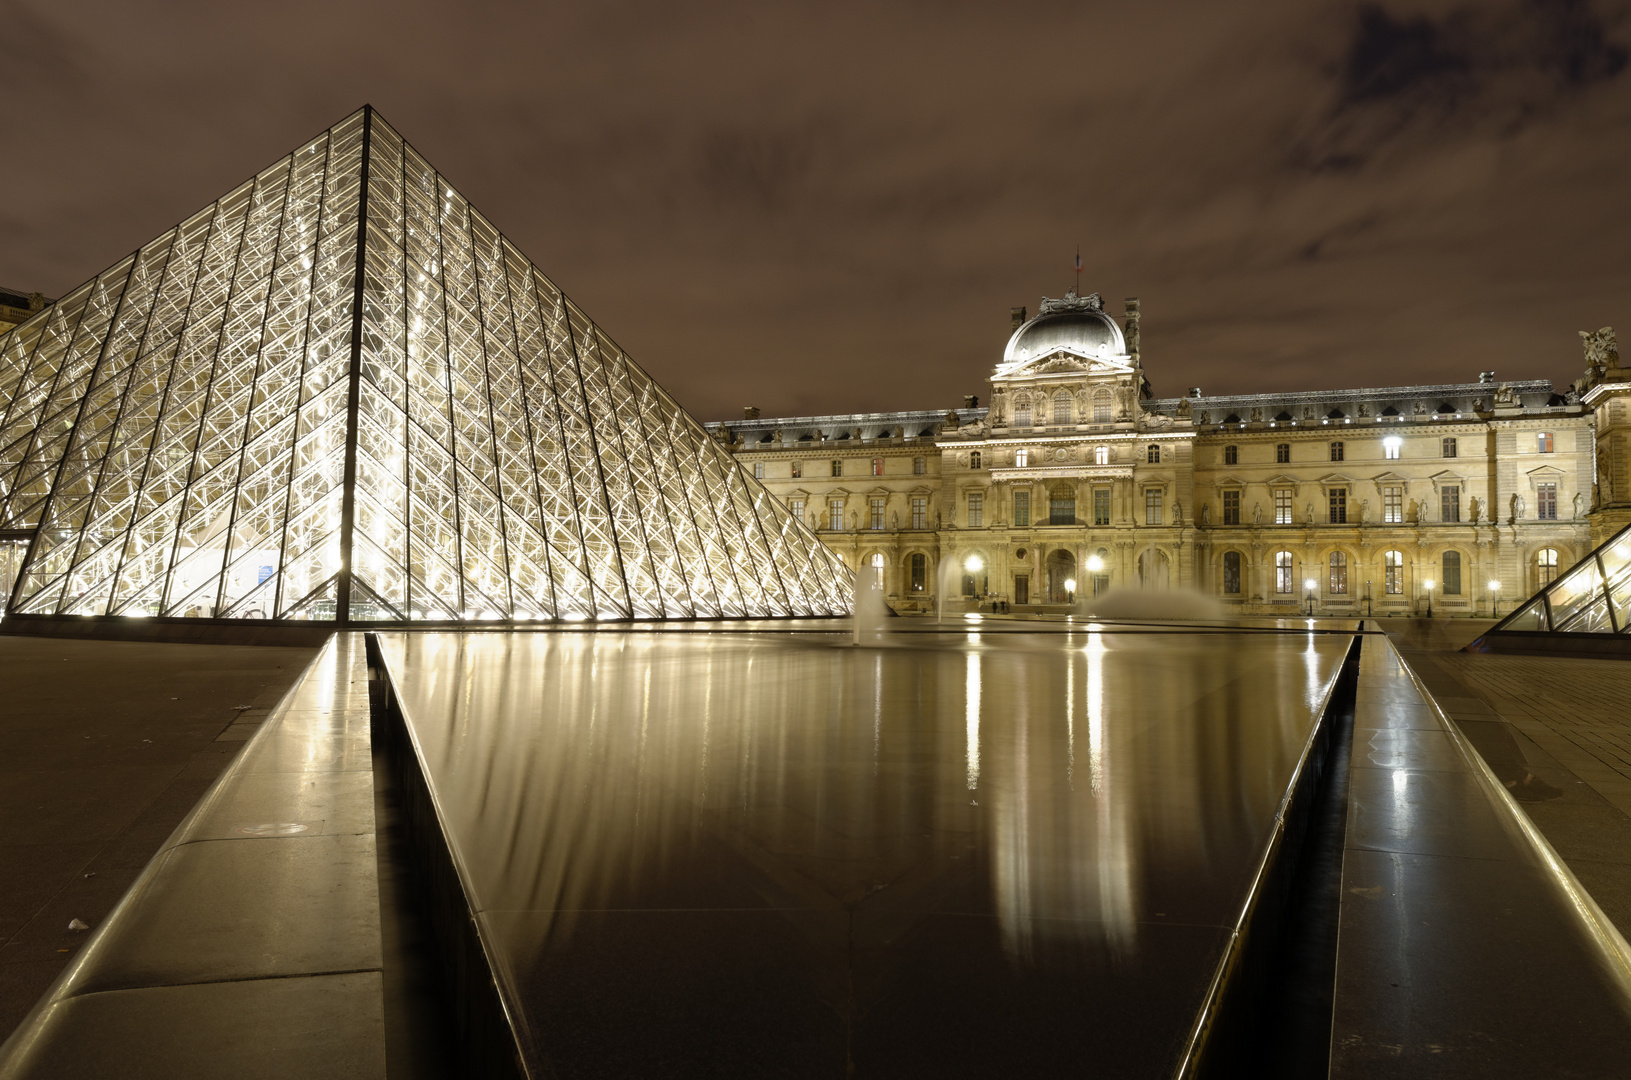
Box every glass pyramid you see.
[1492,522,1631,637]
[0,107,851,623]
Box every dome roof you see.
[1000,294,1128,371]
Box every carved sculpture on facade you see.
[1494,383,1518,407]
[1413,400,1426,415]
[1574,491,1585,519]
[1199,410,1210,425]
[1358,402,1370,417]
[1249,407,1262,423]
[1358,499,1369,524]
[1511,493,1525,522]
[1582,326,1619,376]
[1176,398,1192,418]
[1253,502,1263,525]
[1200,502,1211,526]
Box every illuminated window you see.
[1537,482,1557,520]
[1276,443,1290,463]
[967,492,983,527]
[1275,551,1294,593]
[1537,548,1558,586]
[1094,445,1110,465]
[1013,490,1030,527]
[1049,485,1075,525]
[1274,488,1293,525]
[1145,488,1163,526]
[910,553,926,591]
[971,451,982,470]
[1224,444,1238,465]
[1093,488,1111,526]
[1223,551,1242,594]
[1147,444,1160,464]
[1383,486,1403,523]
[1383,437,1401,460]
[790,461,802,479]
[1053,390,1073,425]
[831,460,842,477]
[828,498,843,531]
[1328,487,1347,524]
[1015,448,1028,467]
[1538,432,1554,453]
[790,497,804,523]
[1016,401,1033,426]
[1442,437,1457,458]
[870,497,886,530]
[869,552,885,570]
[753,462,764,479]
[1384,550,1404,594]
[1441,485,1460,522]
[1330,441,1344,462]
[872,458,884,477]
[1329,551,1348,594]
[913,456,926,475]
[1094,388,1113,423]
[1223,489,1241,525]
[1442,551,1462,595]
[911,497,926,530]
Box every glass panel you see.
[1548,561,1605,630]
[1504,598,1549,632]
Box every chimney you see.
[743,405,760,419]
[1479,371,1495,385]
[1188,387,1202,398]
[964,395,979,409]
[1010,306,1027,330]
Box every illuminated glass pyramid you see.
[1491,521,1631,638]
[0,107,851,622]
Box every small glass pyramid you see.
[1490,523,1631,637]
[0,107,851,622]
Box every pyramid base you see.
[1464,629,1631,660]
[0,611,337,648]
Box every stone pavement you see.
[1392,633,1631,939]
[0,634,317,1043]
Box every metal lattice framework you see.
[1495,521,1631,637]
[0,107,851,623]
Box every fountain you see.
[852,563,890,645]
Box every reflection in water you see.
[380,629,1345,1074]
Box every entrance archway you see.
[1138,548,1170,589]
[1045,549,1077,603]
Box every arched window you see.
[1328,551,1348,594]
[1093,387,1113,423]
[1384,550,1405,594]
[869,553,885,570]
[1223,551,1242,595]
[1147,444,1160,464]
[1442,550,1462,595]
[1094,445,1110,465]
[1015,398,1033,427]
[1053,389,1073,425]
[1537,548,1559,586]
[1275,551,1294,593]
[1224,445,1238,465]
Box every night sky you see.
[3,1,1628,420]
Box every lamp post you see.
[1304,577,1317,617]
[1065,578,1076,609]
[965,555,984,608]
[1364,579,1372,618]
[1424,578,1434,619]
[1085,554,1103,597]
[1489,579,1501,617]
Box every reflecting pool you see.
[377,627,1349,1078]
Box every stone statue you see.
[1250,407,1263,423]
[1573,491,1584,519]
[1594,482,1602,510]
[1510,493,1525,522]
[891,510,900,530]
[1494,383,1518,407]
[1358,498,1369,523]
[1176,398,1192,418]
[1199,410,1210,425]
[1358,402,1370,417]
[1200,503,1211,526]
[849,511,858,531]
[1413,400,1426,415]
[1582,327,1619,375]
[1253,502,1263,525]
[1173,500,1184,524]
[1305,501,1315,524]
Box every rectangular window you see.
[1328,487,1347,524]
[1223,489,1241,525]
[1015,448,1029,467]
[1330,441,1344,462]
[790,498,804,523]
[1384,438,1401,460]
[1050,489,1075,525]
[871,458,884,477]
[870,497,886,530]
[910,553,927,592]
[911,497,926,530]
[1145,488,1163,526]
[1329,553,1348,594]
[1442,437,1457,458]
[967,492,983,527]
[1223,551,1241,595]
[1275,488,1293,525]
[753,462,764,479]
[971,451,982,469]
[1537,482,1557,520]
[1385,551,1404,594]
[1093,488,1111,526]
[1276,443,1290,463]
[1275,552,1294,593]
[913,456,926,475]
[790,460,802,479]
[1013,491,1030,527]
[1224,445,1238,465]
[1442,551,1462,595]
[1016,403,1033,426]
[1441,485,1460,522]
[831,460,842,477]
[828,498,843,531]
[1383,486,1403,523]
[1147,445,1160,464]
[1538,432,1554,453]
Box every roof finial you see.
[1073,245,1082,296]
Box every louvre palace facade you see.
[706,291,1631,617]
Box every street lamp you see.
[1364,579,1372,618]
[1065,577,1077,605]
[1304,577,1317,616]
[1084,555,1103,598]
[1489,579,1501,617]
[964,555,984,606]
[1424,578,1434,619]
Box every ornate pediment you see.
[1039,291,1104,315]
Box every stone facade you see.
[705,292,1625,617]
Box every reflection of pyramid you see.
[0,107,850,623]
[1476,522,1631,646]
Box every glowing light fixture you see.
[964,555,984,572]
[1086,555,1104,573]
